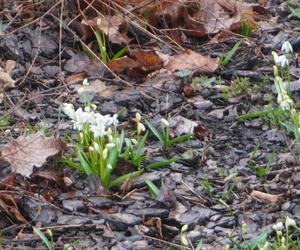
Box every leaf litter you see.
[0,0,299,249]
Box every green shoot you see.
[32,227,54,250]
[145,179,160,198]
[146,118,192,150]
[219,40,242,67]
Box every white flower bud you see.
[285,216,296,227]
[106,143,115,149]
[272,221,284,231]
[93,142,100,151]
[281,41,293,53]
[137,122,146,134]
[135,112,141,122]
[83,79,89,86]
[160,118,170,127]
[131,138,138,145]
[102,148,108,159]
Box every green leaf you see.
[220,40,242,66]
[144,158,178,170]
[64,158,84,172]
[136,131,148,158]
[112,47,127,60]
[168,133,193,146]
[289,6,300,20]
[145,179,159,197]
[108,169,144,188]
[77,147,93,175]
[102,146,120,187]
[248,230,269,250]
[237,109,273,120]
[32,227,52,250]
[145,120,164,145]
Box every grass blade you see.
[145,179,159,198]
[169,133,193,146]
[220,40,242,66]
[77,147,93,175]
[289,6,300,20]
[108,169,144,188]
[145,120,164,145]
[32,227,52,250]
[145,158,178,170]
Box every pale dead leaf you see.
[166,49,219,73]
[1,132,66,177]
[250,190,281,203]
[0,71,15,89]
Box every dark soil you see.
[1,1,300,249]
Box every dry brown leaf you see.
[250,190,281,203]
[0,193,27,223]
[107,56,138,73]
[148,0,257,37]
[166,49,219,73]
[1,132,66,177]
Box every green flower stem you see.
[99,136,105,184]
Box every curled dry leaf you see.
[1,132,66,178]
[250,190,281,203]
[166,49,219,73]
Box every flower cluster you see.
[272,41,293,110]
[62,103,118,137]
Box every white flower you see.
[135,112,141,122]
[107,164,112,171]
[91,123,106,137]
[280,100,293,110]
[285,216,296,227]
[137,122,146,134]
[272,221,284,231]
[112,114,119,127]
[93,142,100,151]
[75,108,93,124]
[281,41,293,53]
[84,106,91,112]
[62,103,75,120]
[131,138,138,145]
[272,51,289,67]
[102,148,108,159]
[106,143,115,149]
[91,103,97,111]
[83,78,89,86]
[89,146,94,152]
[160,118,170,127]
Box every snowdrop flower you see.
[107,164,112,171]
[272,221,284,231]
[160,118,170,127]
[106,143,115,149]
[281,41,293,53]
[83,78,89,86]
[285,216,296,227]
[91,103,97,111]
[84,106,91,112]
[131,138,138,145]
[111,114,119,127]
[93,142,100,151]
[102,148,108,159]
[280,99,293,110]
[62,103,75,120]
[135,112,141,122]
[89,146,94,152]
[91,123,106,137]
[75,108,94,125]
[137,122,146,134]
[272,51,289,67]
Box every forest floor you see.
[0,0,300,249]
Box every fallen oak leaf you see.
[165,49,219,73]
[250,190,282,203]
[1,132,66,178]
